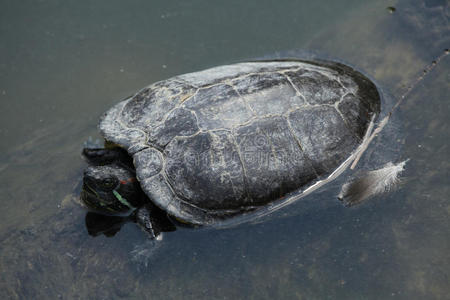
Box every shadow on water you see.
[0,0,449,299]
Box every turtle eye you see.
[102,178,117,188]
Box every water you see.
[0,0,449,299]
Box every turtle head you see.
[81,163,143,214]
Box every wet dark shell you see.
[99,60,380,224]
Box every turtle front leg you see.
[82,136,132,166]
[82,147,124,165]
[82,143,134,167]
[133,203,176,239]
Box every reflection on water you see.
[0,0,449,299]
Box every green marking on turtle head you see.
[113,190,135,209]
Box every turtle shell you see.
[99,60,380,225]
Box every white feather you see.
[338,160,408,206]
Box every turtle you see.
[81,59,382,239]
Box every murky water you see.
[1,0,449,299]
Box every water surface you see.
[0,0,449,299]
